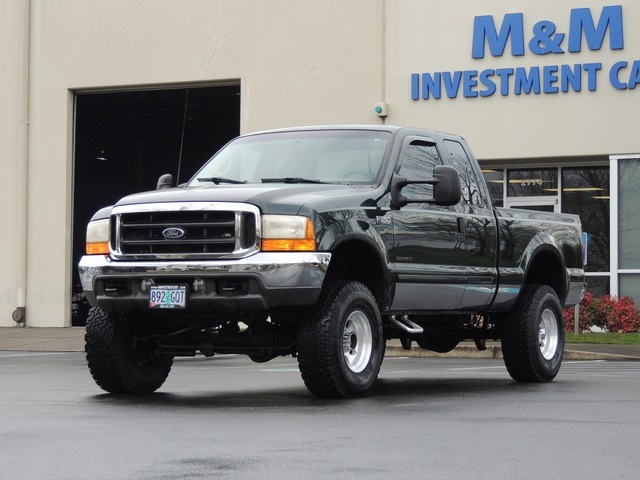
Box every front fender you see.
[315,210,394,309]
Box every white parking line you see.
[0,352,75,358]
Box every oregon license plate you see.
[149,285,187,309]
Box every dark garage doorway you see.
[72,85,240,325]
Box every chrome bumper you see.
[78,252,331,312]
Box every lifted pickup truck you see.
[78,125,584,398]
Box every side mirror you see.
[156,174,174,190]
[390,165,462,208]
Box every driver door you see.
[389,137,466,311]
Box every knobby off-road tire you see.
[85,307,173,394]
[501,284,565,382]
[297,281,384,398]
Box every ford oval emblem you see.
[162,227,186,239]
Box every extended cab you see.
[78,125,584,397]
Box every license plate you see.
[149,285,187,309]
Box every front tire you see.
[85,307,173,394]
[501,285,565,382]
[297,281,384,398]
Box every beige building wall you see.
[1,1,29,327]
[2,0,639,327]
[2,0,385,327]
[386,0,640,159]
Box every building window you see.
[562,167,610,298]
[561,167,610,273]
[612,156,640,302]
[482,169,504,207]
[507,168,558,197]
[618,160,640,270]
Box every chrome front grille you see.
[110,203,260,260]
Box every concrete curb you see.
[386,345,640,361]
[1,327,640,360]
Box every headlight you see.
[85,218,110,255]
[261,215,316,251]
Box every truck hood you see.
[114,184,382,215]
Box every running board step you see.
[389,315,424,334]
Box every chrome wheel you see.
[342,310,373,373]
[501,284,565,383]
[298,281,383,397]
[538,308,559,361]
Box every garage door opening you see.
[72,85,240,325]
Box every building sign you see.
[411,5,640,100]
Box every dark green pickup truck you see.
[78,125,584,398]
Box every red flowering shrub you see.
[563,292,594,333]
[589,294,615,329]
[607,296,640,333]
[563,293,640,333]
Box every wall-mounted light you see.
[374,102,388,117]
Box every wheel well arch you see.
[524,249,566,303]
[323,239,387,309]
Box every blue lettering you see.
[463,70,479,98]
[543,65,559,93]
[583,63,602,91]
[479,70,496,97]
[629,60,640,89]
[422,73,442,99]
[411,73,420,100]
[472,13,525,58]
[568,5,624,53]
[609,61,627,89]
[514,67,540,95]
[495,68,514,95]
[560,64,582,92]
[529,21,565,55]
[443,71,463,98]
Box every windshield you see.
[188,130,390,186]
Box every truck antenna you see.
[176,89,189,184]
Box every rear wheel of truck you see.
[85,307,173,394]
[297,281,384,398]
[501,284,565,382]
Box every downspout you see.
[379,0,387,125]
[12,0,31,326]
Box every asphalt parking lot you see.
[1,350,640,480]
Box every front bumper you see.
[78,252,331,313]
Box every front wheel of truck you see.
[297,281,384,398]
[85,307,173,394]
[501,284,565,383]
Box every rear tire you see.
[297,281,384,398]
[501,285,564,382]
[85,307,173,394]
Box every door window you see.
[397,140,441,201]
[444,139,483,206]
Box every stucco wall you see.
[386,0,640,159]
[7,0,385,326]
[0,1,29,326]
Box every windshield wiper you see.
[261,177,326,184]
[197,177,247,185]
